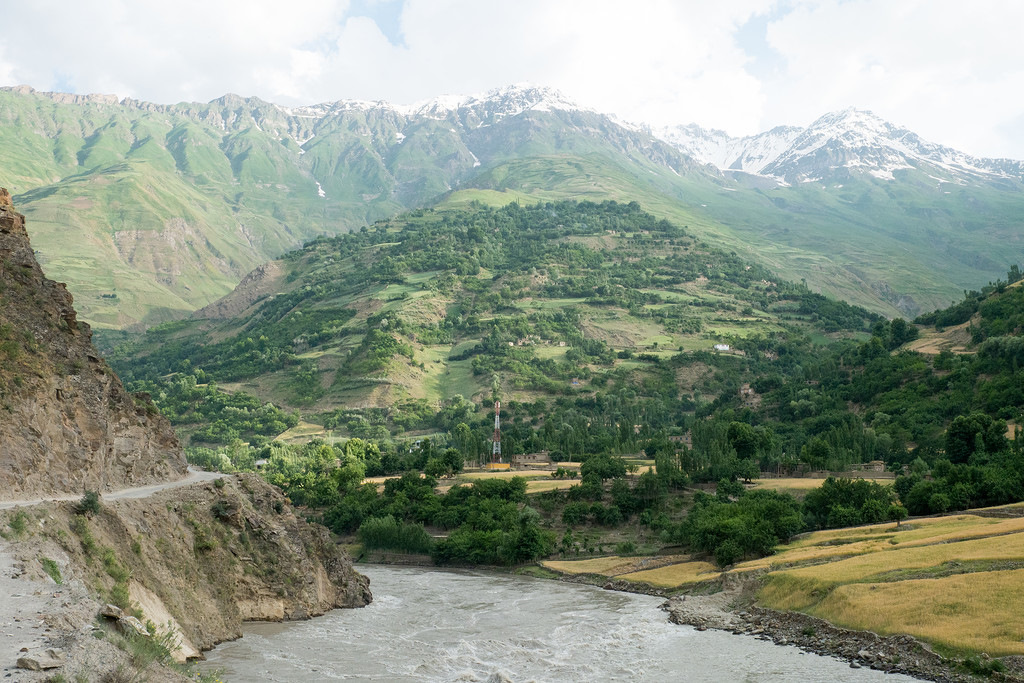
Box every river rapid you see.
[202,565,919,682]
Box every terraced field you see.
[541,505,1024,655]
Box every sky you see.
[1,0,1022,159]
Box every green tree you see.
[888,503,908,528]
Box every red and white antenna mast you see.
[491,401,502,463]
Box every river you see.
[202,565,919,682]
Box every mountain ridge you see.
[3,84,1023,327]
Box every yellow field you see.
[815,570,1024,655]
[542,556,636,575]
[752,476,892,496]
[525,479,578,493]
[750,505,1024,656]
[541,553,720,590]
[738,514,1024,572]
[459,470,549,481]
[778,531,1024,588]
[541,554,698,580]
[617,561,721,588]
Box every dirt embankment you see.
[1,474,370,681]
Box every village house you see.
[511,451,552,467]
[668,431,693,449]
[739,383,761,409]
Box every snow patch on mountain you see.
[655,124,801,174]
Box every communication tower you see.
[491,401,502,463]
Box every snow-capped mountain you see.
[284,84,584,126]
[656,109,1024,184]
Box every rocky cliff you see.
[0,188,187,496]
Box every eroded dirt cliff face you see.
[103,474,373,651]
[1,475,370,680]
[0,188,187,496]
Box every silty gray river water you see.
[202,565,920,682]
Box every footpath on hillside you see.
[0,467,224,510]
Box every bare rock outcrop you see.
[0,189,187,496]
[191,260,283,320]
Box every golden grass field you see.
[751,476,893,497]
[541,554,697,580]
[542,556,638,575]
[525,479,578,493]
[737,515,1024,571]
[812,569,1024,655]
[542,553,721,589]
[754,509,1024,656]
[616,561,721,588]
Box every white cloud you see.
[1,0,1023,158]
[0,46,13,87]
[761,0,1024,158]
[0,0,349,102]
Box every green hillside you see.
[459,156,1024,318]
[102,201,1024,483]
[103,200,877,449]
[99,202,1024,576]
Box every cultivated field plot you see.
[542,556,638,576]
[541,554,695,579]
[459,470,550,481]
[274,421,341,444]
[752,507,1024,655]
[525,479,578,493]
[616,561,721,588]
[812,569,1024,655]
[751,476,893,497]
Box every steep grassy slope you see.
[0,89,394,327]
[0,88,708,327]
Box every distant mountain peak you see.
[656,108,1024,183]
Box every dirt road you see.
[0,467,224,510]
